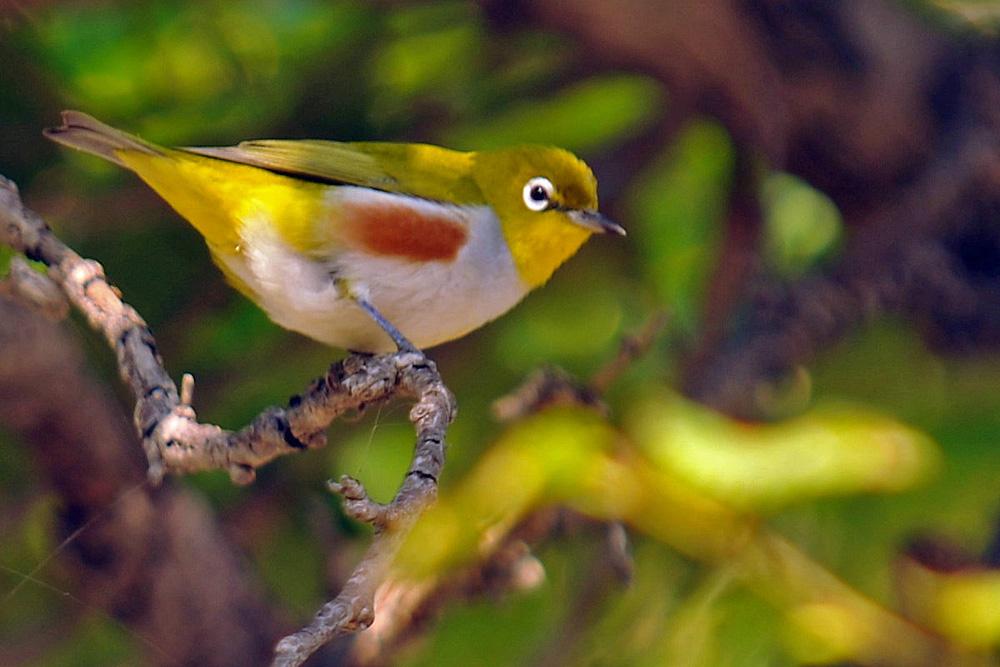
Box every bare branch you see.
[493,312,668,421]
[350,317,669,667]
[0,174,453,482]
[273,361,454,666]
[0,255,69,320]
[0,173,458,665]
[348,509,563,667]
[589,311,668,393]
[491,365,602,422]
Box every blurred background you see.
[3,0,1000,665]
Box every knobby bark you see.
[0,174,455,666]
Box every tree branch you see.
[0,174,455,487]
[343,317,667,666]
[272,363,454,666]
[0,173,457,666]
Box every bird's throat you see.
[504,220,591,288]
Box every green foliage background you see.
[1,1,1000,665]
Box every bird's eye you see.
[522,177,555,212]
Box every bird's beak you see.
[568,209,626,236]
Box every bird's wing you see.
[333,187,473,262]
[184,140,483,204]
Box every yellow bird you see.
[46,111,624,352]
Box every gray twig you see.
[0,173,457,666]
[273,365,453,665]
[273,362,455,667]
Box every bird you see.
[45,111,624,353]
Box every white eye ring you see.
[522,177,555,212]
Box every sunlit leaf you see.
[30,0,369,141]
[785,601,873,664]
[926,0,1000,32]
[397,408,617,576]
[934,572,1000,647]
[629,392,940,511]
[445,75,663,153]
[762,172,843,277]
[372,25,482,99]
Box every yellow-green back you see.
[46,111,604,291]
[184,139,482,205]
[118,150,329,256]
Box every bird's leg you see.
[336,278,420,354]
[353,295,420,354]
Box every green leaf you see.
[629,392,940,511]
[762,172,842,277]
[627,120,734,335]
[445,75,663,153]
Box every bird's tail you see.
[44,111,162,167]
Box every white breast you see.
[219,187,529,352]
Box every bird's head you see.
[472,146,624,288]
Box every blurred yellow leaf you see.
[785,601,873,664]
[397,407,618,576]
[934,571,1000,648]
[628,392,940,511]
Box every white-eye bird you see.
[46,111,624,352]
